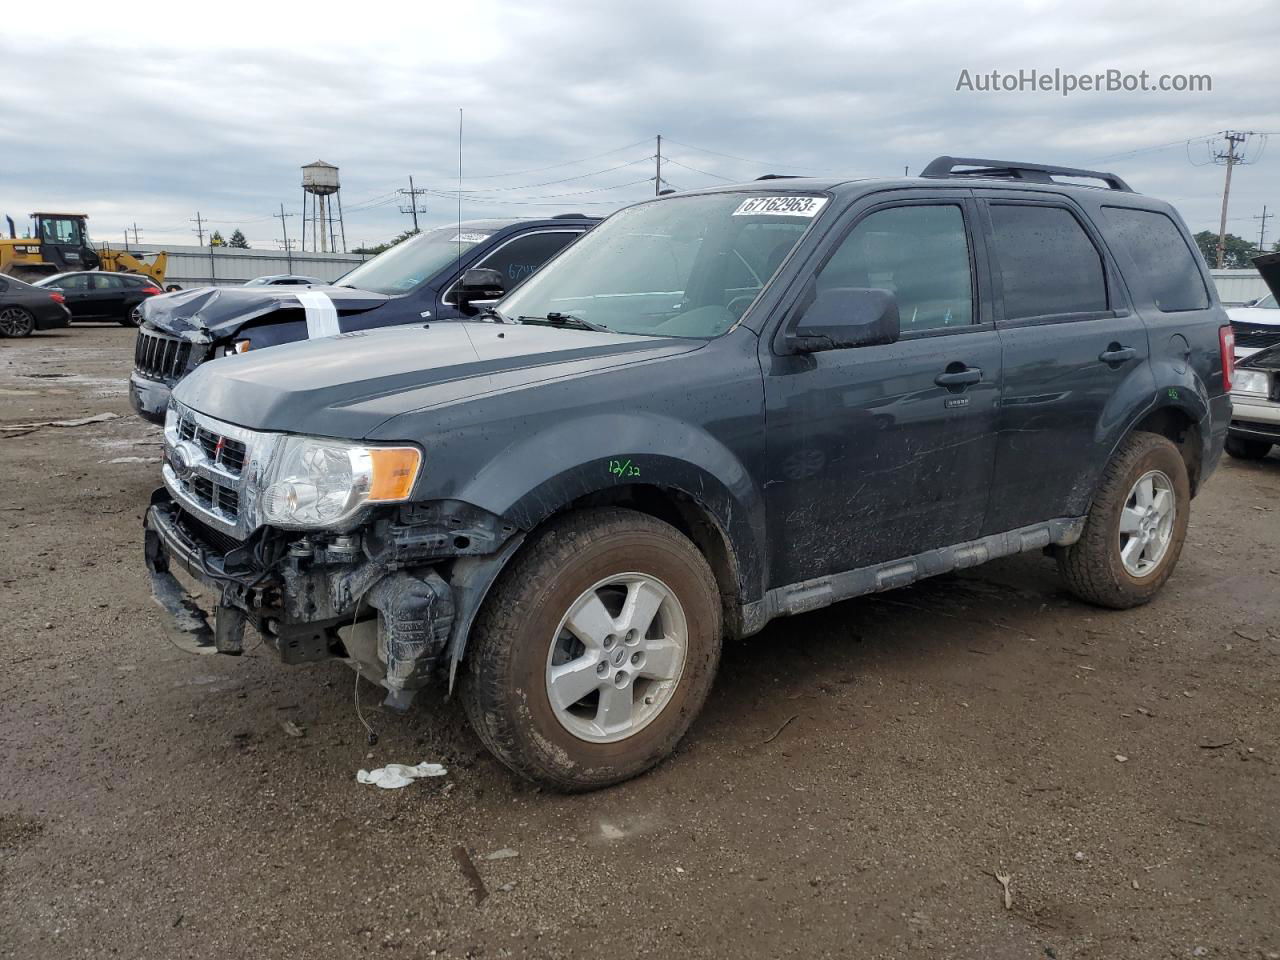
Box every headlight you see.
[215,340,251,357]
[1233,369,1271,397]
[260,436,421,528]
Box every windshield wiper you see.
[517,312,610,332]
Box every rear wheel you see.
[1225,435,1272,460]
[0,306,35,338]
[461,508,722,791]
[1057,431,1190,609]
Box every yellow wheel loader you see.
[1,212,166,285]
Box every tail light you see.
[141,286,162,296]
[48,292,66,304]
[1219,325,1235,392]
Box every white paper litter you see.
[356,762,448,789]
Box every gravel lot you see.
[2,325,1278,960]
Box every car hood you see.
[142,284,390,339]
[172,321,702,438]
[1255,252,1280,301]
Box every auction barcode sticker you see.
[732,196,828,217]
[450,232,492,243]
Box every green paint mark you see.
[608,458,641,478]
[1167,387,1179,400]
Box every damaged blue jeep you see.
[144,157,1232,790]
[128,215,596,423]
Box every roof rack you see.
[552,212,600,219]
[756,174,804,181]
[920,156,1134,192]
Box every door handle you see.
[935,366,982,388]
[1099,345,1136,364]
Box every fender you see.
[451,411,767,602]
[1091,355,1214,508]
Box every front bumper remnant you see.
[143,488,456,698]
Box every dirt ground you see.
[2,324,1278,960]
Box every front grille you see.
[164,403,268,539]
[177,417,247,476]
[1232,321,1280,351]
[134,329,194,382]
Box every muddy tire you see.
[0,306,35,338]
[460,507,722,791]
[1057,431,1190,609]
[1224,436,1272,461]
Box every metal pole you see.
[1255,204,1270,255]
[409,176,420,233]
[1216,131,1244,269]
[337,190,347,254]
[655,134,662,196]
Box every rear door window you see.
[988,204,1108,320]
[1101,207,1209,312]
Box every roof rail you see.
[920,156,1134,192]
[552,212,598,219]
[756,174,804,181]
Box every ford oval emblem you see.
[171,441,200,479]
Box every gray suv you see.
[143,156,1232,790]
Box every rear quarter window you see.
[1101,206,1209,312]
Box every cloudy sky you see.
[3,0,1277,252]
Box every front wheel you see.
[461,508,722,791]
[1057,431,1190,609]
[0,306,35,338]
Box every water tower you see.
[301,160,347,253]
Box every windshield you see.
[1257,293,1276,309]
[336,224,495,295]
[498,192,828,338]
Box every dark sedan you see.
[0,274,72,337]
[34,271,163,325]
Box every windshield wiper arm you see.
[517,312,610,332]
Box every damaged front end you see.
[129,284,391,424]
[143,401,520,707]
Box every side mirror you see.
[455,267,506,314]
[789,287,900,353]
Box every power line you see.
[660,137,815,171]
[421,175,654,204]
[1086,132,1220,164]
[461,138,653,179]
[662,156,736,181]
[445,155,655,194]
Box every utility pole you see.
[655,134,662,196]
[398,176,428,233]
[274,204,296,272]
[128,222,142,245]
[190,211,206,247]
[1254,205,1271,256]
[1214,130,1251,269]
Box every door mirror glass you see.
[791,287,900,352]
[454,267,505,314]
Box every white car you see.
[1227,253,1280,460]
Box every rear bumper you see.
[1229,395,1280,443]
[129,372,171,425]
[35,304,71,330]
